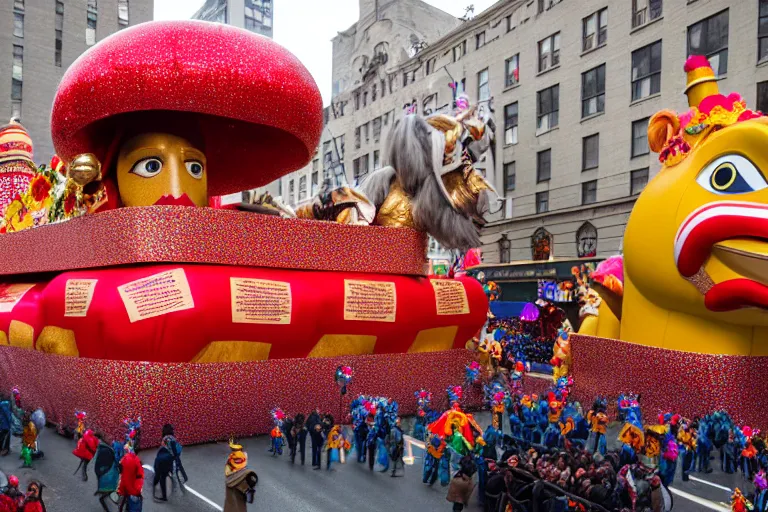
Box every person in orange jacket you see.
[72,429,99,481]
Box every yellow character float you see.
[572,55,768,427]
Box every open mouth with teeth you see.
[674,201,768,311]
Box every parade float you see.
[0,21,488,445]
[571,55,768,428]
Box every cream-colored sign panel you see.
[230,278,292,325]
[64,279,98,317]
[343,280,396,322]
[431,279,470,315]
[118,269,194,323]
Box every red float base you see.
[0,346,488,447]
[570,334,767,427]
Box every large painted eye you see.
[130,158,163,178]
[185,160,204,179]
[696,154,767,194]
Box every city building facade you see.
[258,0,768,266]
[192,0,273,37]
[1,0,153,163]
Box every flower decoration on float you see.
[334,365,353,395]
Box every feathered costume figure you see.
[464,361,482,387]
[73,428,99,481]
[678,418,698,482]
[123,417,141,454]
[504,392,522,439]
[269,408,286,457]
[74,410,87,442]
[422,433,450,486]
[413,389,436,441]
[731,488,752,512]
[356,113,496,251]
[543,392,565,448]
[93,434,120,512]
[586,397,609,456]
[20,409,45,468]
[617,394,643,466]
[350,396,372,462]
[20,481,45,512]
[696,414,715,474]
[753,470,768,512]
[483,381,507,433]
[224,439,258,511]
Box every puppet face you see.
[117,133,208,207]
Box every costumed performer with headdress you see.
[269,408,285,457]
[388,417,405,477]
[224,439,258,512]
[586,397,609,456]
[19,481,45,512]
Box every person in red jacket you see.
[118,449,144,512]
[72,429,99,481]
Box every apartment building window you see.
[504,162,516,191]
[453,41,467,62]
[631,168,649,195]
[363,91,368,107]
[380,79,386,98]
[14,0,24,11]
[363,122,369,144]
[631,118,650,157]
[245,0,270,31]
[288,179,294,205]
[371,83,377,102]
[336,135,345,158]
[537,149,552,182]
[373,117,382,143]
[277,179,282,197]
[506,14,516,33]
[311,170,319,195]
[426,58,436,75]
[353,154,369,184]
[631,40,661,101]
[373,150,380,170]
[582,180,597,205]
[118,0,129,27]
[538,32,560,72]
[536,191,549,214]
[354,92,360,110]
[86,0,98,46]
[383,111,390,126]
[13,7,24,38]
[536,85,559,133]
[298,175,307,202]
[758,81,768,113]
[538,0,562,13]
[581,64,605,118]
[582,134,599,170]
[499,234,511,263]
[632,0,662,29]
[12,45,23,110]
[354,126,361,149]
[505,54,519,87]
[476,31,486,49]
[504,102,518,145]
[582,7,607,52]
[687,10,729,76]
[55,1,64,67]
[477,68,490,102]
[760,0,768,62]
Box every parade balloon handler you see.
[291,413,307,465]
[307,409,324,469]
[93,432,120,512]
[152,424,186,502]
[282,414,296,463]
[118,447,144,512]
[224,439,257,512]
[72,428,98,481]
[388,417,405,477]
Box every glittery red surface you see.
[570,334,768,427]
[0,347,486,447]
[50,21,323,195]
[0,206,428,276]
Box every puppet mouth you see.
[674,201,768,311]
[153,194,197,207]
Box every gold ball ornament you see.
[67,153,102,186]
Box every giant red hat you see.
[50,20,323,197]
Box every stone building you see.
[0,0,153,162]
[259,0,768,265]
[192,0,272,38]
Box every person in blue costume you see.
[482,424,500,461]
[504,394,522,439]
[472,439,489,508]
[423,434,448,486]
[93,433,120,512]
[354,415,369,464]
[753,469,768,512]
[722,429,739,474]
[365,414,378,471]
[658,433,678,487]
[0,396,12,457]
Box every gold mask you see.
[116,133,208,207]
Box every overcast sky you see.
[154,0,498,105]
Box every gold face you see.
[116,133,208,207]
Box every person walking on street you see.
[447,456,476,512]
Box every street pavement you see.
[0,421,744,512]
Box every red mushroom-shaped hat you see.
[51,20,323,197]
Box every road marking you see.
[142,464,223,511]
[688,475,732,493]
[403,435,425,465]
[668,486,730,512]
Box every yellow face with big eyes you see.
[116,132,208,207]
[624,116,768,325]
